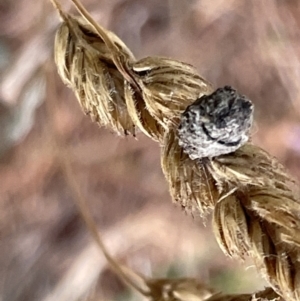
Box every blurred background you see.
[0,0,300,300]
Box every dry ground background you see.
[0,0,300,300]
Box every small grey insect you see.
[178,86,254,159]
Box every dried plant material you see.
[207,143,295,190]
[46,63,152,298]
[207,287,282,301]
[178,86,253,159]
[50,1,300,301]
[146,278,215,301]
[55,0,213,142]
[208,148,300,300]
[213,194,250,259]
[124,82,163,141]
[163,93,300,300]
[54,14,136,135]
[54,0,164,141]
[127,56,214,132]
[161,127,219,216]
[147,280,283,301]
[163,134,300,301]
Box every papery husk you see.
[54,15,136,135]
[127,57,214,134]
[161,127,219,216]
[212,194,250,259]
[55,3,213,141]
[124,81,163,141]
[207,143,295,191]
[212,189,300,301]
[208,145,300,301]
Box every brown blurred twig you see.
[44,62,151,297]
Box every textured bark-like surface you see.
[178,86,253,159]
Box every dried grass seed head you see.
[212,188,300,301]
[178,86,253,159]
[162,95,300,301]
[54,15,136,135]
[126,56,214,133]
[51,3,300,299]
[208,143,300,301]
